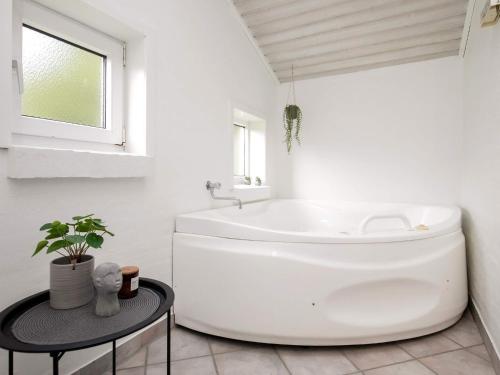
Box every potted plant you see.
[283,65,303,153]
[33,214,114,310]
[283,104,302,153]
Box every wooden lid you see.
[121,266,139,275]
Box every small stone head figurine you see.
[93,263,122,317]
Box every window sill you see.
[7,145,152,179]
[232,184,271,202]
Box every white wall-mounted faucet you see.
[206,181,242,209]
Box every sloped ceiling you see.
[232,0,469,82]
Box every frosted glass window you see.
[21,25,105,128]
[233,124,246,176]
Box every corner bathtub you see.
[173,199,467,345]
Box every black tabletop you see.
[0,278,174,353]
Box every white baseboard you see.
[470,298,500,374]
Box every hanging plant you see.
[283,65,302,153]
[283,104,302,153]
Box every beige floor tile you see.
[398,333,460,358]
[277,346,358,375]
[147,357,217,375]
[467,344,492,362]
[103,367,145,375]
[442,312,483,347]
[420,348,495,375]
[214,348,289,375]
[148,327,210,364]
[364,360,435,375]
[117,347,147,370]
[208,334,262,354]
[343,344,411,370]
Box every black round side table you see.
[0,278,174,375]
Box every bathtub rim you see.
[176,199,462,244]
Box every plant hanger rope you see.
[286,65,297,105]
[283,64,302,154]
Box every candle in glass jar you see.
[119,266,139,299]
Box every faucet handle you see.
[206,181,221,190]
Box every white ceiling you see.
[232,0,469,82]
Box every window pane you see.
[21,25,105,128]
[233,125,245,176]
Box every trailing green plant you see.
[283,104,302,153]
[283,65,302,153]
[33,214,114,265]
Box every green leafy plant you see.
[283,65,302,153]
[33,214,114,265]
[283,104,302,153]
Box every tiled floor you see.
[106,310,496,375]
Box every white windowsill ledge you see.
[232,184,271,202]
[7,145,152,179]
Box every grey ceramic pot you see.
[50,255,95,309]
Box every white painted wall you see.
[270,57,464,204]
[460,0,500,354]
[1,0,497,372]
[0,0,276,374]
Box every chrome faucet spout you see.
[206,181,242,209]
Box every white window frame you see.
[12,0,124,145]
[233,122,249,177]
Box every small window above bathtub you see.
[233,123,248,177]
[232,108,266,186]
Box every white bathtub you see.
[173,199,467,345]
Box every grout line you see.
[416,358,439,375]
[143,345,149,375]
[441,331,484,350]
[396,343,416,359]
[341,348,361,372]
[413,345,483,359]
[394,319,481,357]
[358,358,416,372]
[167,354,214,363]
[344,370,362,375]
[396,342,442,375]
[273,346,292,375]
[440,331,465,348]
[465,345,493,363]
[417,345,491,361]
[207,337,220,375]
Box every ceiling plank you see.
[273,28,462,71]
[234,0,311,15]
[260,3,466,52]
[244,0,398,28]
[267,17,465,64]
[234,0,346,16]
[280,50,458,82]
[256,0,466,45]
[276,40,460,80]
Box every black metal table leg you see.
[167,309,171,375]
[50,352,60,375]
[112,340,116,375]
[8,350,13,375]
